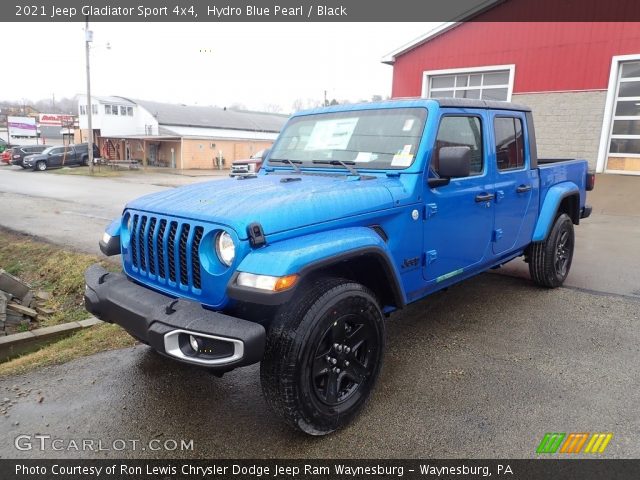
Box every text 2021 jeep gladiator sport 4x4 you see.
[85,99,594,435]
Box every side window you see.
[432,116,483,176]
[494,117,525,170]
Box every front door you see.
[423,112,494,284]
[48,147,65,167]
[491,113,536,255]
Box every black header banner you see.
[2,459,640,480]
[6,0,640,22]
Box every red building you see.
[383,0,640,174]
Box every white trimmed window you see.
[608,61,640,160]
[423,65,515,101]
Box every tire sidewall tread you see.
[528,213,574,288]
[260,277,385,435]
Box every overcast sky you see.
[2,22,438,113]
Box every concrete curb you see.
[0,316,102,362]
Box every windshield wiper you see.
[312,159,359,176]
[269,158,302,173]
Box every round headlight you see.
[215,231,235,267]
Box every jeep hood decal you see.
[125,174,395,238]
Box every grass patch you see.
[48,166,126,177]
[0,229,117,328]
[0,229,136,376]
[0,323,136,377]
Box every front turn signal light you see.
[274,274,299,292]
[237,272,299,292]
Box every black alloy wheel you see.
[311,312,377,407]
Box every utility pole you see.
[85,16,94,174]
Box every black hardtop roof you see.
[434,98,531,112]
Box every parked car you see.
[229,149,267,177]
[0,138,11,153]
[85,99,594,435]
[23,143,100,171]
[10,145,48,168]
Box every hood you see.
[126,173,396,239]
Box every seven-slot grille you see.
[129,214,204,290]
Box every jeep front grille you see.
[129,214,204,290]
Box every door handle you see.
[516,184,532,193]
[475,193,495,203]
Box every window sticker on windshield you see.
[355,152,373,162]
[402,119,415,131]
[304,118,359,151]
[391,153,413,167]
[391,145,414,166]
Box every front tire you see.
[528,213,575,288]
[260,277,385,435]
[35,161,47,172]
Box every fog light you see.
[189,335,200,352]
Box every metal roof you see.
[126,98,288,133]
[89,95,136,105]
[381,0,503,64]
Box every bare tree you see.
[291,98,305,112]
[263,103,283,113]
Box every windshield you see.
[270,107,427,170]
[42,146,57,154]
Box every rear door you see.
[66,146,80,165]
[423,110,495,284]
[490,112,537,255]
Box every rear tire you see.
[36,161,47,172]
[528,213,574,288]
[260,277,385,435]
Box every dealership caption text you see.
[16,464,410,477]
[16,4,347,19]
[15,463,509,477]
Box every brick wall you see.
[513,91,607,169]
[181,139,273,169]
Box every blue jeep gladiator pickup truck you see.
[85,98,594,435]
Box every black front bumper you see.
[84,264,265,369]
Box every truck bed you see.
[537,158,589,212]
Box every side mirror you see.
[428,146,471,187]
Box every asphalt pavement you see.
[0,166,639,458]
[0,167,223,253]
